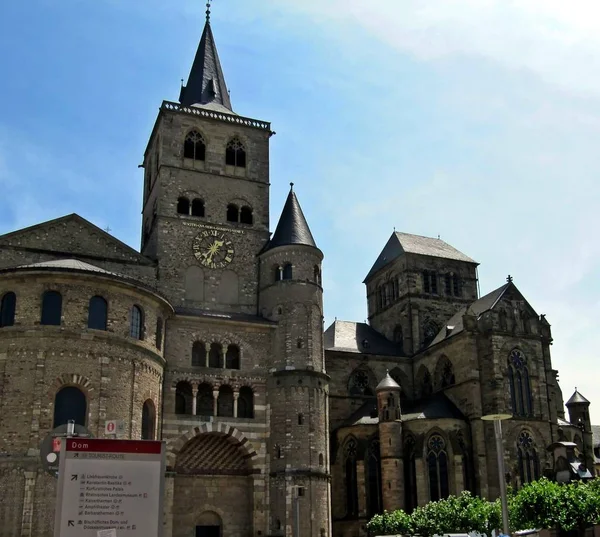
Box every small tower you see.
[566,389,594,472]
[376,372,404,512]
[259,185,330,537]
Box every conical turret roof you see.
[376,372,401,392]
[566,389,590,406]
[265,185,317,251]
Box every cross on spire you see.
[506,275,513,283]
[206,0,212,22]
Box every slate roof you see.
[566,389,591,406]
[324,320,403,356]
[339,393,465,428]
[365,232,477,282]
[179,20,233,111]
[428,283,510,347]
[16,259,118,275]
[264,186,317,251]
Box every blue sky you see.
[1,1,599,421]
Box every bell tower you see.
[139,11,273,313]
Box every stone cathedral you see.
[0,13,593,537]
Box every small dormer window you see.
[362,339,370,349]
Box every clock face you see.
[192,229,235,269]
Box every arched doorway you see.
[196,511,222,537]
[171,432,254,536]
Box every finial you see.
[507,275,513,283]
[180,78,184,88]
[206,0,212,22]
[290,182,294,191]
[437,234,441,239]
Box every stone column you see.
[222,348,226,369]
[205,349,209,368]
[415,457,428,506]
[192,384,198,416]
[454,455,464,494]
[233,390,239,418]
[213,390,219,416]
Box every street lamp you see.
[481,413,512,536]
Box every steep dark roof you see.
[376,373,401,392]
[264,186,317,251]
[324,320,403,356]
[566,389,590,406]
[179,20,232,111]
[365,232,477,282]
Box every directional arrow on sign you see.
[68,520,74,527]
[71,474,78,481]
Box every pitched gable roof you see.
[0,214,153,266]
[428,281,536,347]
[324,320,403,356]
[364,231,477,282]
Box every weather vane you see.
[206,0,212,22]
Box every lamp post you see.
[481,413,512,536]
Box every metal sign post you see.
[54,438,165,537]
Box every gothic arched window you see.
[0,292,16,327]
[344,438,359,518]
[141,400,155,440]
[367,438,383,517]
[225,137,246,168]
[87,296,108,331]
[191,198,205,217]
[423,320,439,347]
[404,436,418,512]
[184,130,206,161]
[238,386,254,418]
[130,305,144,340]
[53,386,86,428]
[348,368,374,397]
[508,349,533,416]
[192,341,206,367]
[517,431,540,485]
[240,206,253,225]
[41,290,62,326]
[417,366,433,398]
[427,434,449,501]
[225,344,240,369]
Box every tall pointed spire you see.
[179,3,232,112]
[265,184,317,251]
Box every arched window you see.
[348,368,374,396]
[367,438,383,517]
[508,349,533,416]
[0,292,16,327]
[517,431,540,486]
[130,305,144,340]
[226,203,239,222]
[240,206,253,225]
[156,318,163,350]
[225,137,246,168]
[417,366,433,397]
[435,356,456,390]
[87,296,108,330]
[141,400,155,440]
[282,263,293,280]
[175,381,192,415]
[225,344,240,369]
[53,386,86,428]
[298,414,305,425]
[209,342,222,368]
[344,438,359,518]
[41,290,62,326]
[183,130,206,161]
[274,266,283,282]
[177,197,190,215]
[457,431,473,493]
[192,341,206,367]
[197,383,213,416]
[427,434,449,501]
[217,385,234,417]
[191,198,205,217]
[423,319,439,347]
[404,436,418,512]
[423,270,438,294]
[319,453,324,466]
[238,386,254,418]
[313,265,322,285]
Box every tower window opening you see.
[183,130,206,161]
[225,137,246,168]
[53,386,86,428]
[0,292,16,327]
[314,265,322,285]
[238,386,254,418]
[130,305,144,340]
[88,296,108,331]
[226,203,239,222]
[423,270,438,294]
[298,413,304,425]
[141,400,156,440]
[225,344,240,369]
[282,263,293,280]
[191,198,205,217]
[177,197,190,215]
[240,206,253,225]
[41,290,62,326]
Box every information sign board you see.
[54,438,165,537]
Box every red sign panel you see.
[66,438,162,454]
